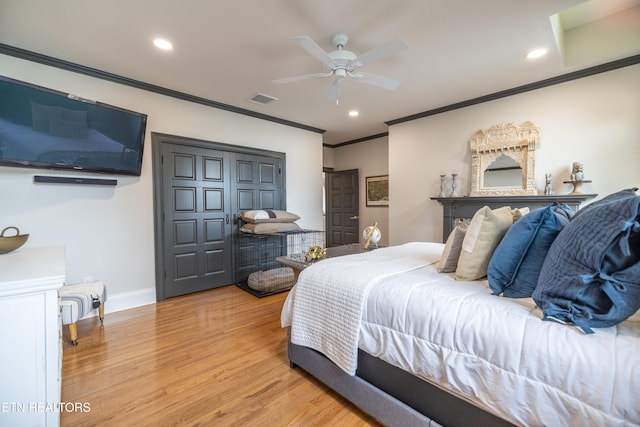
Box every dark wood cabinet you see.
[431,194,597,242]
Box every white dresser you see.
[0,246,65,427]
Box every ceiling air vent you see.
[249,92,278,105]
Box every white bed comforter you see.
[282,242,442,374]
[281,242,640,427]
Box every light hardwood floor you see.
[61,285,382,427]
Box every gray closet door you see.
[153,133,286,300]
[159,142,233,299]
[231,152,285,283]
[230,152,283,216]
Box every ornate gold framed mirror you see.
[469,121,539,196]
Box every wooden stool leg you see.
[99,303,105,324]
[68,323,78,346]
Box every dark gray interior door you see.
[159,142,233,299]
[152,133,287,301]
[325,169,359,247]
[230,152,283,220]
[231,152,286,282]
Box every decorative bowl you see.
[0,226,29,254]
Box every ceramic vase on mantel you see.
[450,174,459,197]
[439,175,447,197]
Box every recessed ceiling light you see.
[526,48,547,59]
[153,38,173,50]
[348,110,359,117]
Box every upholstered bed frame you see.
[285,189,640,426]
[288,337,513,427]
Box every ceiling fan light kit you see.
[272,33,407,104]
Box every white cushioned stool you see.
[59,281,106,345]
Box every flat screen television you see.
[0,75,147,176]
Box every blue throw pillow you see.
[532,189,640,333]
[571,187,639,220]
[488,202,573,298]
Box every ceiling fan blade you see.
[349,72,402,90]
[271,72,331,85]
[293,36,336,68]
[350,36,407,70]
[326,78,343,105]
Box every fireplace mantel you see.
[431,194,597,242]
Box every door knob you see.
[350,215,359,220]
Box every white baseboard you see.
[105,288,156,314]
[79,287,156,319]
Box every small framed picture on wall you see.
[366,175,389,207]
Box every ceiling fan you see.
[271,33,407,105]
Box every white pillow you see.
[455,206,514,281]
[437,227,466,273]
[240,222,301,234]
[239,210,300,224]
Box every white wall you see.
[327,136,389,247]
[0,55,324,313]
[322,146,335,169]
[389,64,640,245]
